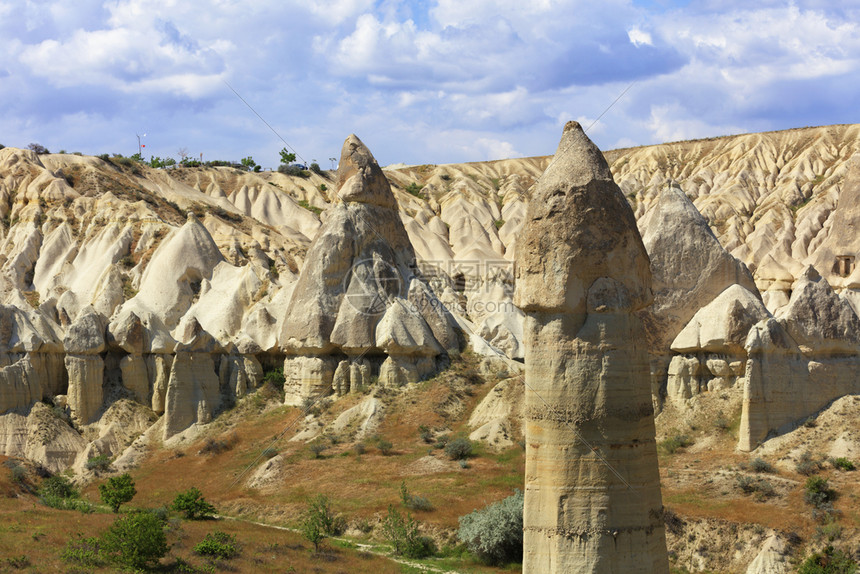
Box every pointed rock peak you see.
[335,134,396,209]
[515,122,651,315]
[799,264,821,282]
[541,120,613,189]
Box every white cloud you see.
[628,27,653,47]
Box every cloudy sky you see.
[1,0,858,167]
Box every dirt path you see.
[217,514,462,573]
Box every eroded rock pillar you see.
[515,121,668,573]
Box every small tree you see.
[28,143,49,154]
[382,505,434,558]
[171,486,217,520]
[445,437,473,460]
[279,147,296,166]
[240,156,257,171]
[458,490,524,565]
[100,511,168,570]
[300,494,344,552]
[99,473,136,513]
[40,475,77,500]
[798,545,857,573]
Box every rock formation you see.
[738,266,860,450]
[637,185,757,406]
[279,134,457,405]
[515,121,668,573]
[665,284,769,407]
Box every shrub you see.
[171,486,217,520]
[86,454,111,472]
[262,447,279,459]
[735,475,776,501]
[400,481,433,511]
[805,476,837,509]
[377,439,394,456]
[445,437,473,460]
[278,164,308,177]
[309,442,327,459]
[28,143,49,154]
[100,511,169,570]
[99,473,137,513]
[797,545,857,573]
[310,162,323,175]
[796,451,823,475]
[300,495,345,551]
[404,183,424,197]
[5,555,29,569]
[830,457,855,471]
[659,434,693,454]
[382,505,434,558]
[262,367,285,390]
[9,464,26,485]
[198,432,238,455]
[457,490,523,565]
[40,474,77,500]
[816,520,843,542]
[61,535,105,567]
[353,442,366,455]
[418,425,433,443]
[194,530,238,559]
[750,457,774,473]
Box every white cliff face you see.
[515,122,668,573]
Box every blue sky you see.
[1,0,858,167]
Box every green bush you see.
[404,182,424,197]
[418,424,433,443]
[40,474,77,499]
[445,438,473,460]
[750,457,774,473]
[9,464,26,485]
[735,475,776,501]
[309,442,327,459]
[796,451,822,475]
[86,454,111,472]
[659,434,693,454]
[39,475,93,511]
[377,439,394,456]
[171,486,217,520]
[830,457,855,471]
[310,162,323,175]
[99,473,136,513]
[804,476,837,509]
[797,545,857,573]
[100,511,169,570]
[300,494,345,551]
[278,164,308,177]
[382,505,434,558]
[457,490,523,565]
[262,367,285,390]
[194,530,239,559]
[61,535,105,567]
[400,481,433,511]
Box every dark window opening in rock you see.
[453,273,466,293]
[835,255,855,277]
[189,279,202,295]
